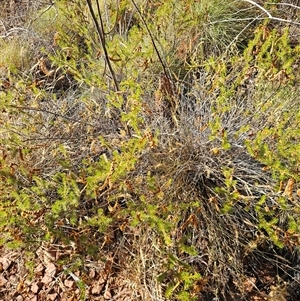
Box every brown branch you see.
[130,0,176,98]
[85,0,120,92]
[85,0,131,137]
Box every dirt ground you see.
[1,241,300,301]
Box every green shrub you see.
[1,1,299,300]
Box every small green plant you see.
[159,253,202,301]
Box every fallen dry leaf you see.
[41,262,56,284]
[103,289,112,299]
[48,292,58,301]
[91,280,105,295]
[35,263,45,276]
[89,268,96,279]
[0,257,11,270]
[64,279,74,288]
[15,295,24,301]
[31,282,43,294]
[0,275,8,287]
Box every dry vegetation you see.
[1,1,300,301]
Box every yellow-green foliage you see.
[245,23,300,82]
[242,25,300,179]
[1,1,300,300]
